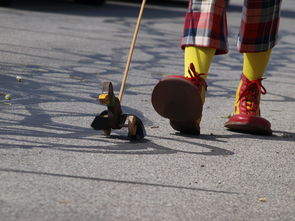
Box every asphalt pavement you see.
[0,0,294,220]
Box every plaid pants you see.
[181,0,282,54]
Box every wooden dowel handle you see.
[118,0,147,102]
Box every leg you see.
[182,0,228,103]
[181,0,228,55]
[243,49,272,81]
[170,0,227,134]
[152,0,227,135]
[184,46,216,79]
[225,0,282,135]
[169,46,216,134]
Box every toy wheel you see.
[127,115,146,140]
[127,116,137,137]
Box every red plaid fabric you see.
[181,0,282,54]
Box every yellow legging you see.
[184,46,272,81]
[184,46,216,106]
[243,49,272,80]
[184,46,215,79]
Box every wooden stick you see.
[118,0,147,102]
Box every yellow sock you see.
[184,46,216,80]
[243,49,272,80]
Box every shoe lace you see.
[239,77,267,113]
[187,63,208,90]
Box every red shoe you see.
[224,74,272,135]
[151,63,207,134]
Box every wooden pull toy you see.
[91,82,146,140]
[91,0,147,140]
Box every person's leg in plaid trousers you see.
[152,0,282,135]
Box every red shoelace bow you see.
[187,63,208,90]
[239,77,267,113]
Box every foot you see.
[224,74,272,135]
[151,63,207,134]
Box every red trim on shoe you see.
[226,114,271,128]
[225,114,272,135]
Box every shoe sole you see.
[151,77,203,122]
[170,119,200,135]
[224,122,272,135]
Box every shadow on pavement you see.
[0,0,293,157]
[0,167,239,194]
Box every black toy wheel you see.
[91,110,110,130]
